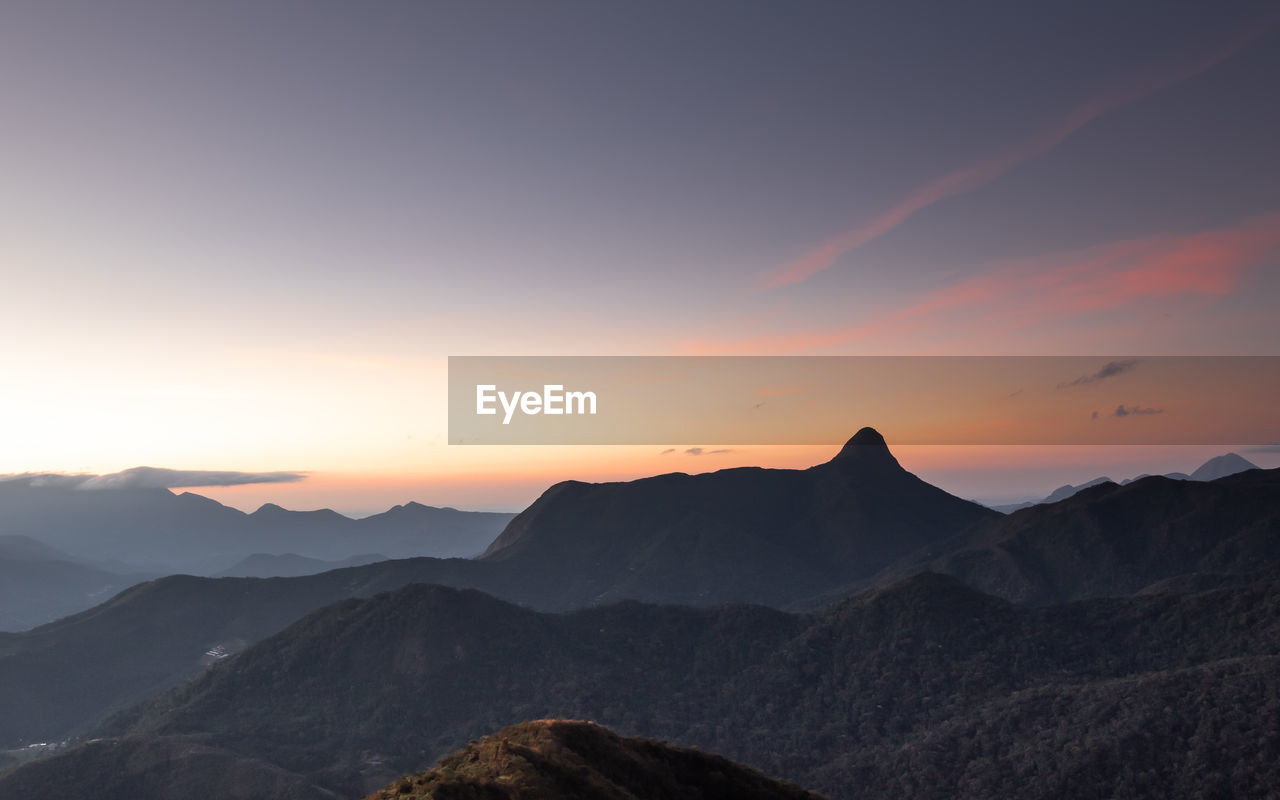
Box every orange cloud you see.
[760,14,1278,291]
[690,210,1280,355]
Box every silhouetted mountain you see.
[989,452,1260,512]
[0,477,513,574]
[480,427,997,608]
[216,552,388,578]
[1122,470,1190,483]
[1042,475,1114,504]
[0,426,985,746]
[2,432,1277,751]
[898,468,1280,605]
[366,720,824,800]
[988,500,1037,513]
[11,572,1276,799]
[1188,451,1258,481]
[0,481,244,573]
[991,474,1116,513]
[358,502,512,558]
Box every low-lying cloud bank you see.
[2,468,307,490]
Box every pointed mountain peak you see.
[828,427,901,469]
[251,502,285,515]
[845,427,887,447]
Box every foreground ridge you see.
[366,719,825,800]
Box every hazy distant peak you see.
[994,451,1261,512]
[384,501,452,513]
[1042,477,1114,504]
[1189,452,1258,482]
[249,503,351,522]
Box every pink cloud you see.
[689,210,1280,355]
[760,15,1278,291]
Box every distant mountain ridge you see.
[1188,452,1259,481]
[215,552,389,578]
[0,558,149,632]
[0,535,155,631]
[4,431,1280,752]
[0,535,81,563]
[0,428,997,746]
[0,478,514,575]
[989,451,1260,512]
[875,467,1280,606]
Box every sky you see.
[1,0,1278,513]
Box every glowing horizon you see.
[1,3,1277,512]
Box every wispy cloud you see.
[684,447,734,456]
[1113,404,1163,418]
[687,210,1280,354]
[759,15,1277,290]
[1059,359,1139,389]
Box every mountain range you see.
[0,478,513,575]
[859,466,1280,606]
[0,479,513,629]
[3,429,1279,755]
[989,451,1260,513]
[0,557,493,748]
[2,428,1279,798]
[5,570,1277,799]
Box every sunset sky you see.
[2,0,1278,513]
